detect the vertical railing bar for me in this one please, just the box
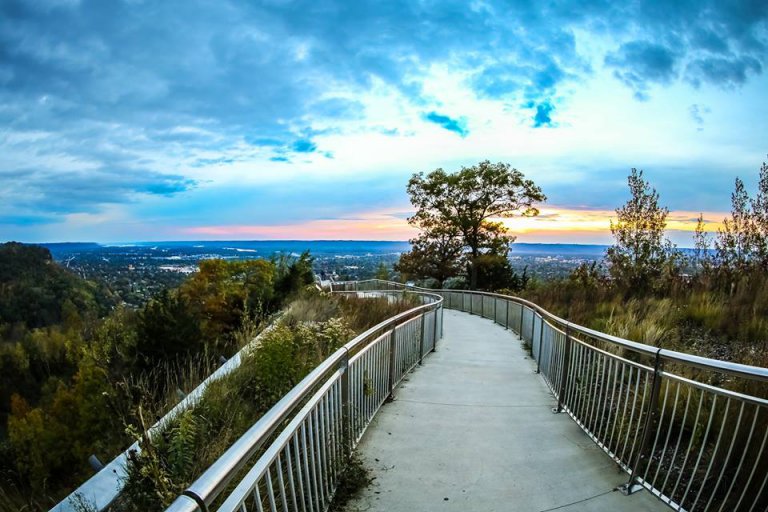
[554,324,571,413]
[660,386,693,496]
[380,336,387,407]
[265,467,278,512]
[587,351,603,432]
[679,395,719,508]
[670,392,705,501]
[626,371,650,471]
[608,363,627,455]
[747,455,768,512]
[613,363,632,457]
[276,453,289,512]
[361,355,369,436]
[572,342,586,421]
[293,435,307,512]
[620,366,641,463]
[313,407,326,506]
[301,421,318,512]
[332,381,342,472]
[719,406,760,512]
[652,381,680,486]
[572,341,587,422]
[434,305,440,349]
[548,328,557,390]
[542,327,553,385]
[603,358,620,448]
[320,394,331,498]
[601,357,619,442]
[594,356,612,440]
[530,308,536,350]
[556,330,563,391]
[314,401,327,503]
[564,340,579,410]
[284,443,299,512]
[595,357,614,446]
[333,382,342,482]
[643,378,670,482]
[306,411,321,508]
[253,480,265,512]
[691,397,732,511]
[535,315,543,372]
[340,352,351,459]
[733,414,768,511]
[580,346,595,429]
[387,329,396,400]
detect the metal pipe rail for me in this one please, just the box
[164,289,444,512]
[332,279,768,512]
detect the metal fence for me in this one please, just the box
[164,289,444,512]
[162,278,768,512]
[339,280,767,512]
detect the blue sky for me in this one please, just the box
[1,0,767,244]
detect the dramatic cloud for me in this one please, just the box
[0,0,766,241]
[532,102,556,128]
[605,42,679,101]
[422,112,468,137]
[686,56,762,88]
[292,139,318,153]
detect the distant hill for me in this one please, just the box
[509,243,608,258]
[0,242,111,329]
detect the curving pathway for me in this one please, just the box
[345,310,665,512]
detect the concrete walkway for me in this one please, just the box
[345,310,665,512]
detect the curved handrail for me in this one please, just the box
[336,279,768,382]
[52,313,287,512]
[333,280,768,512]
[166,289,444,512]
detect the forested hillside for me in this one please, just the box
[0,244,315,510]
[0,242,115,330]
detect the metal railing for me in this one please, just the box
[54,315,286,512]
[164,289,444,512]
[332,280,768,512]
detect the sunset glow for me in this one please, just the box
[1,1,766,244]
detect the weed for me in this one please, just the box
[329,455,373,512]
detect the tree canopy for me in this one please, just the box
[606,168,674,293]
[401,160,545,288]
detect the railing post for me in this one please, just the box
[433,305,440,349]
[530,307,536,341]
[340,351,352,459]
[536,314,543,374]
[387,329,397,401]
[518,304,524,337]
[621,349,664,495]
[553,324,572,413]
[504,300,509,329]
[418,313,427,364]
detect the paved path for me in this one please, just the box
[345,310,665,512]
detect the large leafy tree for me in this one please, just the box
[404,160,545,288]
[606,168,674,292]
[395,224,464,285]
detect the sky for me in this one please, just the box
[1,0,767,245]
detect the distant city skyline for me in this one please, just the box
[1,1,766,244]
